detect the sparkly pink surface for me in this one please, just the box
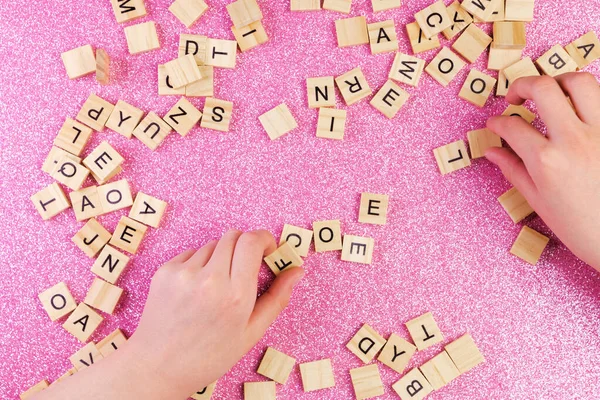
[1,0,600,398]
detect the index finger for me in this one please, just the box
[231,230,277,287]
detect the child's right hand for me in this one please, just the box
[486,73,600,271]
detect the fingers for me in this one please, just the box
[486,116,547,166]
[185,240,218,271]
[243,267,304,350]
[203,229,243,277]
[165,249,196,266]
[230,230,278,290]
[485,147,539,203]
[554,72,600,125]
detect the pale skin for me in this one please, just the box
[34,73,600,399]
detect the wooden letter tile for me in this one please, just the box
[129,192,167,228]
[264,241,304,275]
[109,0,147,23]
[291,0,321,11]
[70,186,103,221]
[97,179,133,214]
[178,33,208,64]
[536,44,578,77]
[54,118,92,156]
[312,220,342,252]
[110,216,148,254]
[488,47,522,70]
[124,21,160,54]
[38,282,77,321]
[406,22,440,54]
[467,128,502,158]
[504,0,534,21]
[205,38,237,69]
[186,66,214,97]
[493,21,526,49]
[461,0,501,21]
[419,351,460,390]
[405,312,443,350]
[503,57,541,82]
[163,54,203,89]
[444,333,485,374]
[259,103,298,140]
[392,368,433,400]
[316,108,347,140]
[565,31,600,69]
[307,76,335,108]
[61,45,96,79]
[164,97,202,136]
[452,24,492,63]
[280,224,313,257]
[76,94,115,131]
[370,80,409,119]
[350,364,384,400]
[372,0,400,12]
[377,333,416,373]
[510,226,549,265]
[299,359,335,392]
[31,182,70,220]
[91,245,130,284]
[84,277,124,314]
[169,0,208,28]
[232,20,268,52]
[497,70,510,96]
[335,67,372,105]
[50,155,90,190]
[442,1,473,40]
[201,98,233,132]
[341,235,375,264]
[433,139,471,175]
[105,100,144,138]
[83,141,124,183]
[42,146,81,175]
[63,302,104,342]
[191,382,217,399]
[72,218,111,257]
[96,48,110,85]
[323,0,352,13]
[244,381,275,400]
[20,380,50,399]
[459,69,497,107]
[257,347,296,384]
[97,328,128,357]
[227,0,263,29]
[389,52,425,87]
[368,20,398,54]
[346,323,386,363]
[502,104,535,123]
[69,342,104,371]
[335,16,369,47]
[158,64,186,96]
[359,192,389,225]
[425,47,466,87]
[132,111,173,150]
[498,186,534,223]
[473,0,505,22]
[414,0,452,39]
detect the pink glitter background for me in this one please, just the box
[1,0,600,398]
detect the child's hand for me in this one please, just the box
[486,73,600,271]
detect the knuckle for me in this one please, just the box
[531,76,558,96]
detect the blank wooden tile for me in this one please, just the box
[110,216,148,254]
[291,0,321,11]
[452,24,492,63]
[280,224,313,257]
[459,69,497,107]
[346,324,386,363]
[205,38,237,69]
[201,98,233,132]
[419,351,460,390]
[84,277,124,314]
[124,21,160,54]
[323,0,351,13]
[502,104,535,123]
[264,241,304,275]
[488,47,522,70]
[191,382,217,399]
[433,140,471,175]
[372,0,400,12]
[442,1,473,40]
[31,182,70,220]
[42,146,81,175]
[565,31,600,69]
[307,76,335,108]
[335,67,372,105]
[132,111,173,150]
[312,220,342,252]
[461,0,501,21]
[335,16,368,47]
[259,103,298,140]
[63,302,104,342]
[76,94,114,131]
[536,44,578,77]
[54,118,92,156]
[109,0,147,23]
[504,0,534,21]
[70,186,104,221]
[368,20,398,54]
[83,141,124,183]
[97,328,128,357]
[178,34,208,64]
[163,54,203,89]
[91,245,130,284]
[316,108,347,140]
[350,364,384,400]
[258,347,296,384]
[392,368,433,400]
[164,97,202,136]
[445,333,485,374]
[498,186,534,223]
[425,47,466,87]
[370,80,409,119]
[414,0,452,39]
[227,0,263,28]
[105,100,144,138]
[38,282,77,321]
[405,312,443,350]
[61,44,96,79]
[493,21,526,49]
[503,57,540,82]
[97,179,133,214]
[496,70,510,96]
[377,333,416,374]
[169,0,208,28]
[467,128,502,158]
[72,218,111,257]
[50,155,90,190]
[232,20,268,52]
[510,226,549,265]
[341,235,375,264]
[95,48,110,85]
[299,359,335,392]
[186,66,214,97]
[20,380,49,399]
[129,192,167,228]
[359,192,389,225]
[389,52,425,87]
[69,342,104,371]
[406,22,441,54]
[244,381,275,400]
[158,64,186,96]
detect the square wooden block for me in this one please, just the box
[186,66,214,97]
[205,38,237,69]
[419,351,460,390]
[392,368,433,400]
[503,57,540,82]
[406,22,440,54]
[488,47,522,70]
[69,342,104,371]
[54,118,92,156]
[502,104,535,123]
[425,47,466,87]
[370,80,409,119]
[372,0,400,12]
[110,216,148,254]
[76,94,114,131]
[191,381,216,399]
[316,108,347,140]
[459,69,497,107]
[105,100,144,138]
[163,54,203,89]
[70,186,103,221]
[72,218,111,257]
[61,44,96,79]
[38,282,77,321]
[405,312,443,350]
[97,328,128,357]
[227,0,263,29]
[346,323,386,363]
[350,364,384,400]
[359,192,389,225]
[368,20,398,54]
[291,0,321,11]
[473,0,504,22]
[433,140,471,175]
[335,16,368,47]
[20,380,49,399]
[377,333,416,374]
[536,44,578,77]
[498,186,534,223]
[91,245,130,284]
[312,220,342,252]
[299,359,335,392]
[63,302,104,342]
[244,381,275,400]
[442,1,473,40]
[83,141,124,183]
[280,224,313,257]
[505,0,534,21]
[510,226,549,265]
[124,21,160,54]
[461,0,501,21]
[232,20,268,52]
[493,21,526,49]
[129,192,167,228]
[84,277,124,314]
[109,0,147,23]
[164,97,202,136]
[257,347,296,384]
[389,52,425,87]
[158,64,186,96]
[445,333,485,374]
[201,98,233,132]
[169,0,208,28]
[341,235,375,264]
[323,0,351,13]
[50,156,90,191]
[259,103,298,140]
[414,0,452,39]
[336,67,372,105]
[132,111,173,150]
[96,48,110,85]
[42,146,81,175]
[565,31,600,69]
[497,70,510,96]
[178,33,207,64]
[264,241,304,275]
[97,179,133,214]
[307,76,335,108]
[468,128,502,158]
[452,24,492,63]
[31,182,70,220]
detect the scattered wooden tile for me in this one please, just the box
[370,80,409,119]
[69,342,104,371]
[164,97,202,136]
[445,333,485,374]
[124,21,160,54]
[83,141,124,183]
[502,104,535,123]
[389,52,425,87]
[350,364,384,400]
[565,31,600,69]
[97,328,128,357]
[459,69,497,107]
[264,241,304,275]
[72,218,111,257]
[368,20,398,54]
[178,34,208,65]
[442,1,473,40]
[42,146,81,175]
[461,0,501,21]
[299,359,335,392]
[158,64,186,96]
[467,128,502,159]
[504,0,534,21]
[323,0,352,13]
[169,0,208,28]
[316,108,347,140]
[488,47,522,70]
[205,38,238,68]
[91,245,130,284]
[191,382,217,400]
[503,57,540,83]
[50,155,89,191]
[20,380,49,399]
[510,226,549,265]
[493,21,526,49]
[54,118,92,157]
[359,192,389,225]
[419,351,460,390]
[109,0,147,23]
[259,103,298,140]
[406,22,441,54]
[312,220,343,252]
[452,24,492,63]
[92,165,122,186]
[38,282,77,321]
[280,224,313,257]
[536,44,578,77]
[405,312,443,350]
[232,20,268,52]
[105,100,144,138]
[335,67,372,105]
[163,54,203,89]
[110,216,148,254]
[392,368,433,400]
[63,302,104,342]
[132,111,173,150]
[372,0,400,12]
[31,182,70,220]
[335,16,369,47]
[414,0,452,39]
[185,66,214,97]
[377,333,417,373]
[76,94,115,131]
[346,323,386,363]
[425,47,466,87]
[473,0,505,22]
[61,45,96,79]
[307,76,336,108]
[244,381,275,400]
[97,179,133,214]
[201,98,233,132]
[129,192,167,228]
[257,347,296,384]
[84,277,124,314]
[70,186,104,221]
[496,70,510,96]
[291,0,321,11]
[498,186,534,223]
[341,235,375,264]
[95,48,110,85]
[227,0,263,29]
